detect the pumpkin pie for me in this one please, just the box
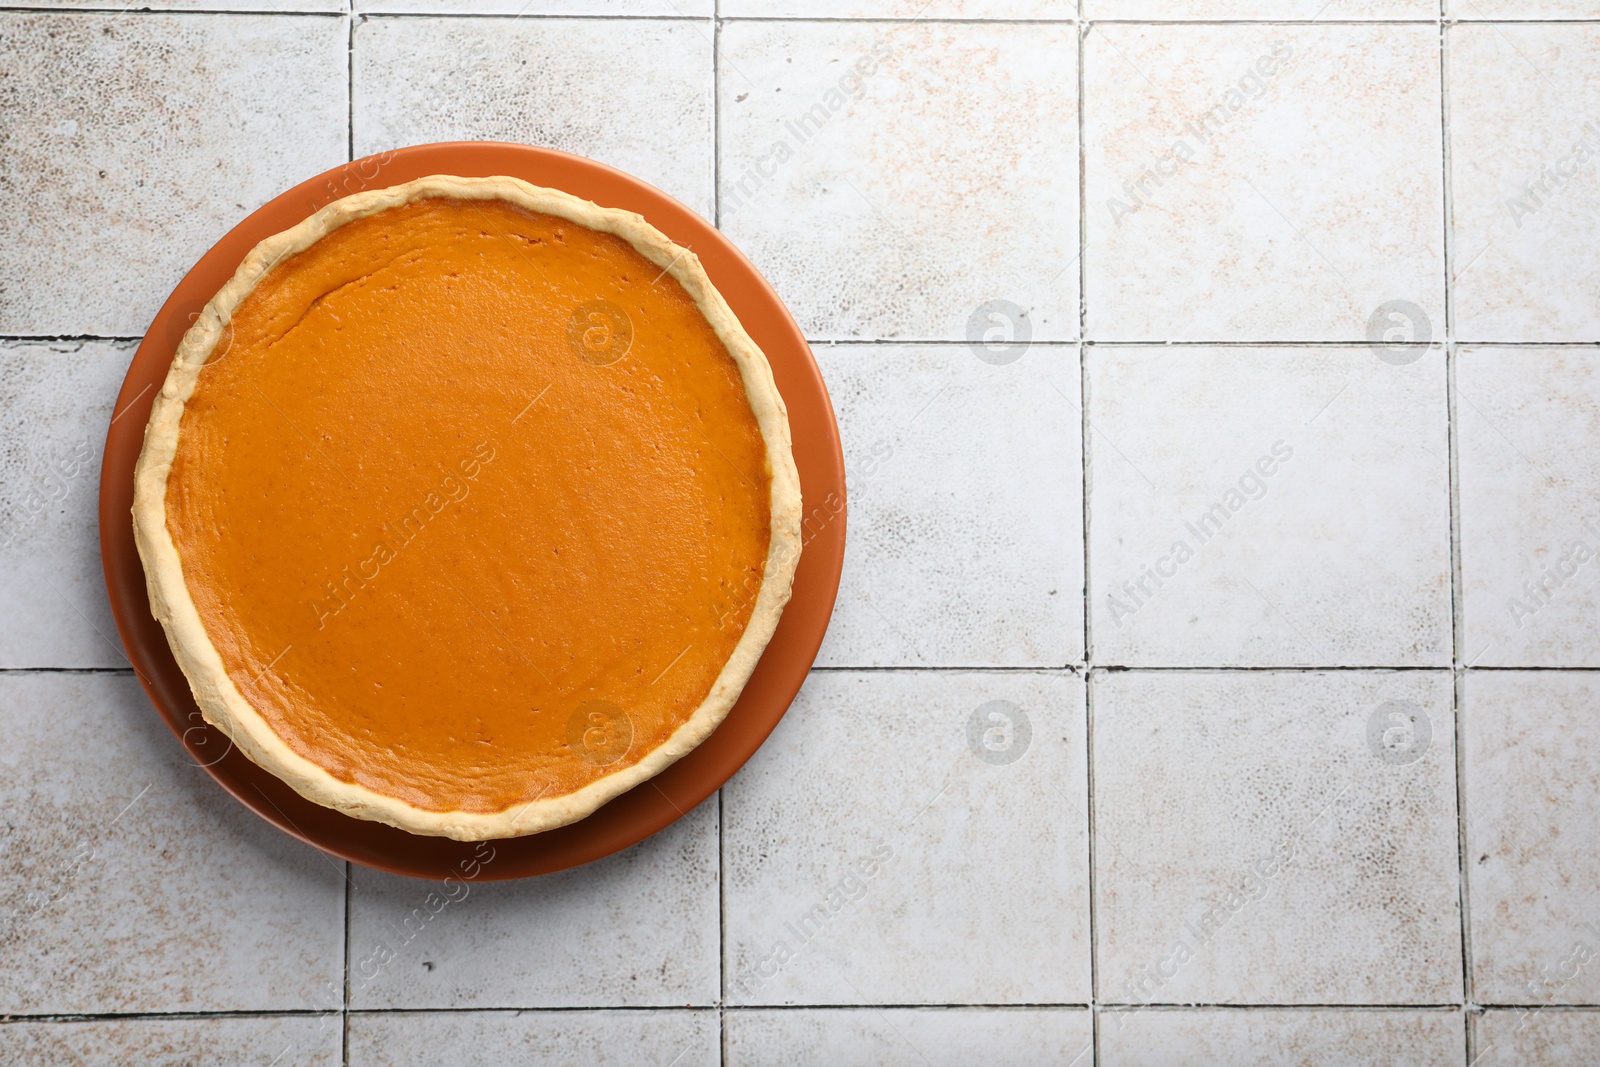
[133,175,802,841]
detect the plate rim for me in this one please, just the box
[97,140,845,880]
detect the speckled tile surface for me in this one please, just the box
[0,1015,343,1066]
[1473,1008,1600,1066]
[815,344,1083,667]
[357,1,713,12]
[0,342,130,667]
[345,801,720,1010]
[1458,347,1600,667]
[719,18,1079,341]
[723,1007,1094,1066]
[345,1009,719,1066]
[1085,345,1451,667]
[1448,0,1600,19]
[1448,22,1600,341]
[1087,0,1434,16]
[0,674,345,1014]
[4,1,1600,1062]
[352,14,717,219]
[1093,670,1462,1005]
[1462,672,1600,1007]
[723,671,1090,1005]
[27,0,343,9]
[1083,21,1444,341]
[0,11,347,336]
[1099,1008,1463,1066]
[723,0,1067,15]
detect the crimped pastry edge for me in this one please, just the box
[131,174,803,841]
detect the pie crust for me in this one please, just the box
[132,175,802,841]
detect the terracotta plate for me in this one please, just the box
[98,142,845,880]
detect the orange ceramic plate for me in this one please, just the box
[99,142,845,880]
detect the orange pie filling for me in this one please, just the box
[164,197,774,815]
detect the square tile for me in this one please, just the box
[346,1009,718,1067]
[0,673,345,1013]
[37,0,345,6]
[1475,1009,1600,1067]
[1449,24,1600,341]
[358,1,710,11]
[723,671,1091,1006]
[21,0,343,8]
[0,12,347,336]
[724,1007,1093,1067]
[1449,0,1600,18]
[1093,670,1462,1004]
[724,0,1064,14]
[0,1015,341,1067]
[1458,348,1600,667]
[1086,346,1451,668]
[1099,1008,1462,1066]
[1087,0,1436,15]
[1463,671,1600,1005]
[346,799,718,1009]
[719,20,1078,341]
[1084,23,1444,341]
[0,342,130,668]
[815,345,1083,668]
[352,15,715,219]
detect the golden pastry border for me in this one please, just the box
[132,174,803,841]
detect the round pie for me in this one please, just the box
[133,175,802,841]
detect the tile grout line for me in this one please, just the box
[1438,8,1478,1063]
[342,863,352,1067]
[343,6,354,1064]
[712,0,722,235]
[5,7,1600,25]
[0,667,137,674]
[17,8,1600,23]
[1076,5,1100,1064]
[712,6,727,1065]
[9,1002,1592,1022]
[0,5,346,15]
[1455,668,1476,1064]
[718,789,728,1065]
[346,0,356,165]
[8,335,1599,348]
[0,335,143,343]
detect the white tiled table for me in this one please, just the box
[3,2,1600,1064]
